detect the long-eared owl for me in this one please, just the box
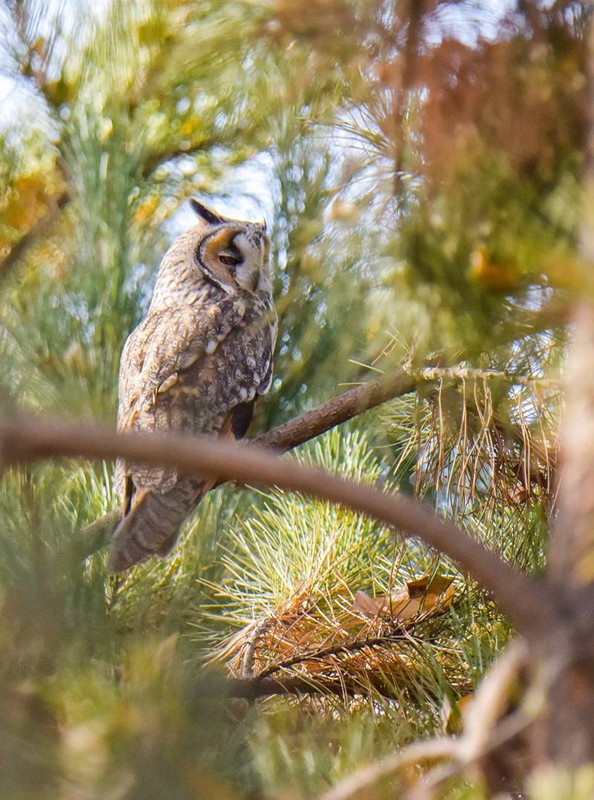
[110,200,277,572]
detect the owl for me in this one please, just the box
[110,200,277,572]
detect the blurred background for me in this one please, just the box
[0,1,586,797]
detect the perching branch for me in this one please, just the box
[0,411,552,633]
[254,367,416,451]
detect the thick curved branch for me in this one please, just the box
[0,412,552,633]
[81,368,418,555]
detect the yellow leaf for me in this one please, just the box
[134,196,159,224]
[469,245,519,291]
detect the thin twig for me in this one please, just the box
[240,619,271,679]
[0,411,553,632]
[141,138,219,178]
[417,366,561,388]
[255,633,410,680]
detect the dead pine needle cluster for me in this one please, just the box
[216,573,459,700]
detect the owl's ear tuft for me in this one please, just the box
[190,199,225,226]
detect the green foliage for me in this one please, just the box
[250,702,418,798]
[209,430,395,619]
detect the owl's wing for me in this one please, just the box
[118,298,247,432]
[110,293,276,572]
[116,296,248,494]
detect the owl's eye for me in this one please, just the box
[219,246,242,268]
[220,254,241,267]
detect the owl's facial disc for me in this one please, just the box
[196,225,268,294]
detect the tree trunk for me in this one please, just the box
[480,11,594,788]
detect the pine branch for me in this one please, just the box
[254,368,417,450]
[254,633,410,680]
[141,138,219,179]
[0,411,552,633]
[226,673,377,698]
[417,365,561,387]
[313,641,531,800]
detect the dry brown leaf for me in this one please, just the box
[350,574,455,624]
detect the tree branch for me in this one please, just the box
[141,138,218,179]
[80,368,418,556]
[550,16,594,587]
[226,673,376,699]
[255,633,409,681]
[0,411,552,633]
[254,368,416,451]
[313,641,531,800]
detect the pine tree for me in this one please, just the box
[0,1,590,798]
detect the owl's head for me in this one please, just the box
[190,199,270,295]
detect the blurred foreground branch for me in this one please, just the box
[0,410,551,633]
[82,367,418,555]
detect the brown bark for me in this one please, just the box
[253,368,416,451]
[551,302,594,584]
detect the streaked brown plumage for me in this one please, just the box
[110,200,277,572]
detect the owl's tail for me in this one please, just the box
[108,478,206,573]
